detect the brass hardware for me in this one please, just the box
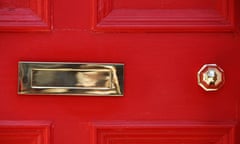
[197,64,224,91]
[18,62,124,96]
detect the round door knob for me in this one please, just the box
[197,64,225,91]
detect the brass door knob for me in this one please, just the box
[197,64,225,91]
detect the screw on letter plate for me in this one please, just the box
[197,64,225,91]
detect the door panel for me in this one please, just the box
[0,121,52,144]
[93,0,235,32]
[0,0,240,144]
[92,122,236,144]
[0,0,51,31]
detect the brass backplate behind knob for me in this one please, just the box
[197,64,225,91]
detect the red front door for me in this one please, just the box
[0,0,240,144]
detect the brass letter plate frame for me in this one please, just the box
[18,62,124,96]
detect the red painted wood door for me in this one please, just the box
[0,0,240,144]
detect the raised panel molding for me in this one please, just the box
[0,121,52,144]
[91,122,236,144]
[0,0,52,31]
[92,0,235,32]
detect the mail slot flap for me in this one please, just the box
[18,62,124,96]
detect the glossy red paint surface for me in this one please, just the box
[0,0,240,144]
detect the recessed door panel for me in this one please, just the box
[92,122,236,144]
[0,0,52,31]
[93,0,234,32]
[0,121,52,144]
